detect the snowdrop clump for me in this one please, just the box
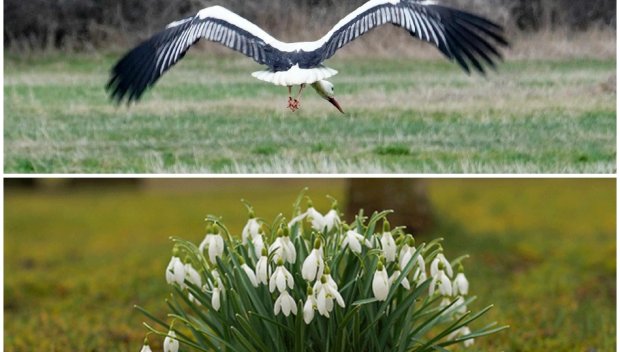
[139,193,505,351]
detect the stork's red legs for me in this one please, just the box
[286,84,306,112]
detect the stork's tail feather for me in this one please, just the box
[252,65,338,86]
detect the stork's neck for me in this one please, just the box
[311,81,328,99]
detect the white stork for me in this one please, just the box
[107,0,507,113]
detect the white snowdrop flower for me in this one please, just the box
[305,207,340,232]
[274,290,297,317]
[430,269,453,296]
[306,207,327,231]
[380,232,397,263]
[140,344,153,352]
[199,230,225,264]
[184,263,202,287]
[372,263,390,301]
[302,240,324,281]
[242,217,261,245]
[430,253,453,278]
[255,251,269,285]
[241,263,259,287]
[251,234,265,258]
[269,263,294,293]
[453,272,469,296]
[212,285,222,311]
[313,274,345,317]
[303,296,316,324]
[166,256,186,286]
[163,330,179,352]
[448,326,474,347]
[315,286,333,317]
[269,229,296,264]
[303,288,316,324]
[341,230,368,253]
[323,209,340,231]
[411,254,427,283]
[389,268,411,290]
[323,273,345,308]
[398,236,417,269]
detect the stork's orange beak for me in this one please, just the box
[328,97,344,114]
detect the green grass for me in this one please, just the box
[4,54,616,173]
[4,179,615,351]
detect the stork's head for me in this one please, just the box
[311,80,344,114]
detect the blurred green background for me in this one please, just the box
[4,179,615,351]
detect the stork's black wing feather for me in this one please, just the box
[315,0,508,74]
[106,8,275,104]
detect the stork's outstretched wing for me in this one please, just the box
[311,0,508,73]
[107,6,283,103]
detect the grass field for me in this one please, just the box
[4,179,615,351]
[4,53,616,173]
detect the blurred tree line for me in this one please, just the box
[4,0,616,51]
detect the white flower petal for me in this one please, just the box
[372,268,390,301]
[302,249,324,281]
[325,297,334,312]
[283,237,297,263]
[252,234,264,258]
[285,270,294,290]
[274,295,282,315]
[316,288,329,316]
[242,264,258,287]
[276,270,287,293]
[399,245,415,269]
[288,294,298,315]
[172,258,186,286]
[212,287,221,311]
[256,256,269,285]
[185,263,202,287]
[439,271,453,296]
[269,270,277,293]
[332,289,345,308]
[303,297,315,324]
[166,257,179,284]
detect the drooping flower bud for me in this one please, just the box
[372,261,390,301]
[302,239,324,281]
[163,330,179,352]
